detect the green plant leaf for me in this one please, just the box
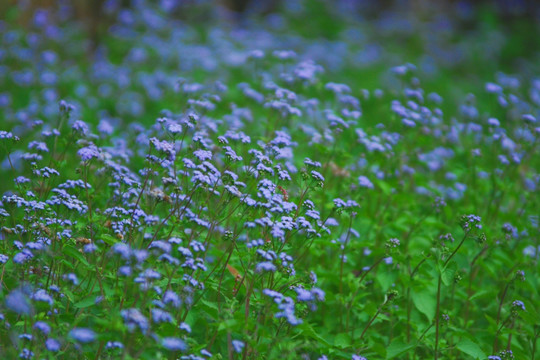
[101,234,118,246]
[296,322,331,347]
[63,244,90,267]
[386,340,415,359]
[412,289,435,321]
[74,295,98,308]
[441,261,457,286]
[334,332,351,349]
[456,338,486,359]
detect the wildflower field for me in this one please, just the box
[0,1,539,359]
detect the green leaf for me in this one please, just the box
[101,234,118,246]
[411,289,435,321]
[199,299,219,319]
[297,322,331,347]
[386,340,415,359]
[469,290,490,301]
[456,338,486,359]
[440,261,457,286]
[334,333,351,349]
[522,300,540,326]
[63,245,90,267]
[217,319,237,332]
[74,295,98,308]
[375,179,392,195]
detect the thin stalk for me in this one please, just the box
[434,274,442,360]
[358,306,382,343]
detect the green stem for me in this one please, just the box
[434,275,442,360]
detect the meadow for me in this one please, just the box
[0,1,539,359]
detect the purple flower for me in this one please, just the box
[0,131,18,141]
[150,137,176,161]
[232,340,245,353]
[45,338,61,352]
[32,289,54,306]
[69,328,96,343]
[179,322,191,333]
[256,261,277,273]
[162,337,187,351]
[163,290,182,308]
[310,171,325,182]
[151,308,173,323]
[358,175,374,189]
[352,355,367,360]
[5,289,32,315]
[106,341,124,349]
[72,120,90,136]
[121,308,149,334]
[77,144,100,161]
[512,300,526,311]
[19,348,34,359]
[386,238,400,249]
[33,321,51,335]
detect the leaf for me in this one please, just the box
[63,245,90,267]
[386,340,415,359]
[375,179,392,195]
[74,295,98,309]
[522,300,540,326]
[440,261,457,286]
[199,299,219,318]
[101,234,118,246]
[456,339,486,359]
[411,289,435,321]
[376,270,395,291]
[469,290,490,301]
[217,318,237,331]
[334,333,351,349]
[297,322,331,347]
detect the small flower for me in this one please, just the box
[512,300,526,312]
[232,340,245,353]
[358,175,374,189]
[162,337,187,351]
[106,341,124,350]
[304,158,321,168]
[310,170,325,182]
[5,289,32,315]
[72,120,90,136]
[33,321,51,335]
[69,328,96,343]
[352,355,367,360]
[442,314,450,323]
[433,197,446,212]
[179,322,191,333]
[59,100,75,115]
[460,214,482,232]
[256,261,277,273]
[0,131,19,141]
[45,338,61,352]
[77,144,100,161]
[386,238,400,250]
[19,348,34,359]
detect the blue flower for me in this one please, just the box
[162,337,187,351]
[5,289,32,315]
[232,340,245,353]
[69,328,96,343]
[45,338,61,352]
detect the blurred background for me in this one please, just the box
[2,0,540,56]
[1,0,540,131]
